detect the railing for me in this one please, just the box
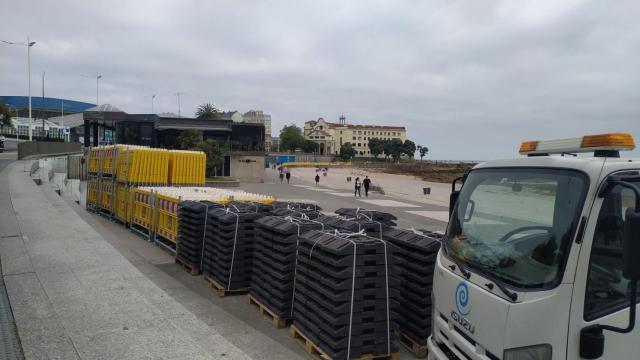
[0,126,66,141]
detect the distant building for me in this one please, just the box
[243,110,271,151]
[218,111,244,123]
[270,137,280,152]
[0,95,95,119]
[303,115,406,156]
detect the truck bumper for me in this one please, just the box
[427,336,446,360]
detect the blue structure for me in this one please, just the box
[0,95,95,118]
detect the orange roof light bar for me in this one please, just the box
[519,133,635,155]
[581,133,635,149]
[519,141,539,154]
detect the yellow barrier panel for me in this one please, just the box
[130,188,154,230]
[100,181,114,212]
[168,150,206,185]
[156,194,179,244]
[91,145,205,185]
[114,184,133,223]
[87,179,100,206]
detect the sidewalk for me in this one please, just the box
[0,161,252,360]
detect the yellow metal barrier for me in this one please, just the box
[114,184,133,223]
[116,147,170,185]
[131,188,154,230]
[100,181,115,212]
[155,194,179,244]
[87,179,100,206]
[88,148,100,174]
[168,150,206,185]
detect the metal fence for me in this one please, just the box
[1,126,66,141]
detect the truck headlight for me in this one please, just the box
[503,344,551,360]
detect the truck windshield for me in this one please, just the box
[445,168,587,289]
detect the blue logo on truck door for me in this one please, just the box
[455,281,471,316]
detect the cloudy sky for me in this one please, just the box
[1,0,639,159]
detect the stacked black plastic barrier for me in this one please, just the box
[176,201,224,271]
[251,216,325,319]
[316,214,391,239]
[335,208,398,227]
[383,229,442,345]
[292,230,400,359]
[274,202,322,212]
[227,201,275,214]
[272,208,321,220]
[202,208,264,290]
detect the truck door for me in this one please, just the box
[568,176,640,359]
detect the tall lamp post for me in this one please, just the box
[96,73,102,105]
[1,37,36,140]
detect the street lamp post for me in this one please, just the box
[96,74,102,105]
[2,37,37,141]
[151,94,156,113]
[27,37,35,141]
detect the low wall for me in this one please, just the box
[229,154,265,183]
[18,142,82,160]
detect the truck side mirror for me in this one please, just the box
[623,207,640,280]
[449,175,466,216]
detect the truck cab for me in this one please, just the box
[427,133,640,360]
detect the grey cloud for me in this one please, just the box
[1,0,639,159]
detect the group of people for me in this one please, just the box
[336,175,372,196]
[277,165,291,184]
[275,164,372,198]
[354,176,372,197]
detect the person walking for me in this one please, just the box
[279,169,285,183]
[363,176,371,197]
[286,171,291,184]
[315,174,320,187]
[354,177,362,197]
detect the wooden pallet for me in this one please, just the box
[203,274,249,298]
[247,294,288,329]
[397,331,428,358]
[175,257,201,276]
[290,324,399,360]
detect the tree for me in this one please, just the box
[177,129,202,149]
[368,138,384,158]
[340,142,357,160]
[403,139,417,159]
[417,145,429,161]
[195,103,220,120]
[302,140,317,154]
[279,124,305,152]
[382,140,393,160]
[0,102,12,127]
[194,139,225,177]
[387,139,404,162]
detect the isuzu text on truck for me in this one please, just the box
[427,133,640,360]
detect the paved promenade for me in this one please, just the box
[0,161,252,360]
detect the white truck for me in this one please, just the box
[427,133,640,360]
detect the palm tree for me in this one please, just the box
[195,103,220,120]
